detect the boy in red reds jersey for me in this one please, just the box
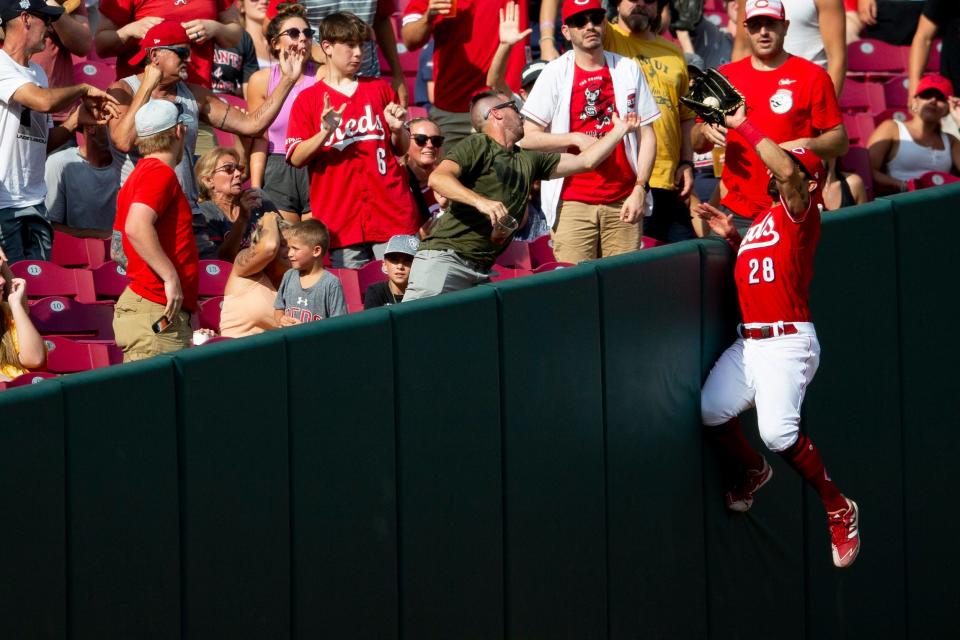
[285,11,419,269]
[692,0,848,233]
[112,100,199,362]
[401,0,528,151]
[695,103,860,569]
[94,0,243,89]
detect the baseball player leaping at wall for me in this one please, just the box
[695,104,860,569]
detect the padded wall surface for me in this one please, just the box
[495,268,607,640]
[891,186,960,638]
[284,313,399,639]
[174,334,291,639]
[805,201,905,638]
[0,382,65,639]
[598,245,707,640]
[392,289,504,639]
[62,357,181,639]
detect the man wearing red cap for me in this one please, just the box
[106,21,305,218]
[520,0,660,264]
[693,0,848,233]
[93,0,242,89]
[696,103,861,570]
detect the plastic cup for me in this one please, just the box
[192,330,211,346]
[491,214,519,244]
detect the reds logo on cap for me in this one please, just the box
[745,0,786,21]
[562,0,604,24]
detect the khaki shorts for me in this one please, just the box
[113,288,192,362]
[551,199,641,264]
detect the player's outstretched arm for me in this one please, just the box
[549,113,640,179]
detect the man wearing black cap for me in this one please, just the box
[0,0,119,262]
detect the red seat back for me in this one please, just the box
[198,260,233,298]
[840,80,886,113]
[326,268,363,313]
[357,260,388,297]
[847,39,906,78]
[91,262,131,300]
[72,60,114,91]
[30,296,115,341]
[197,296,224,332]
[533,262,574,273]
[883,75,910,109]
[907,171,960,191]
[495,240,533,270]
[51,231,107,268]
[838,147,874,200]
[2,371,58,389]
[43,336,114,373]
[10,261,96,303]
[528,235,556,267]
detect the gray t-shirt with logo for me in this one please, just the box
[273,268,347,322]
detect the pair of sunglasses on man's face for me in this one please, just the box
[411,133,445,147]
[566,10,606,29]
[157,46,191,61]
[279,27,316,40]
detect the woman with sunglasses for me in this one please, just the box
[247,2,320,223]
[194,146,281,261]
[402,117,449,236]
[867,74,960,194]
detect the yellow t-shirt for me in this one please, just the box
[1,303,29,382]
[603,24,694,190]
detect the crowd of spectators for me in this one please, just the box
[1,0,958,379]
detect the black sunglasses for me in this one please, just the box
[279,27,315,40]
[485,100,520,119]
[566,10,606,28]
[214,162,246,175]
[411,133,445,147]
[156,46,191,61]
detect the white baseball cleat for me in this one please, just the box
[829,497,860,568]
[725,457,773,512]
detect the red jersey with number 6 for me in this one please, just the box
[734,193,821,324]
[285,77,419,249]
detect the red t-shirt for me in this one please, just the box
[718,56,841,219]
[402,0,527,113]
[98,0,231,87]
[114,158,200,311]
[561,65,636,204]
[734,193,822,324]
[285,78,420,248]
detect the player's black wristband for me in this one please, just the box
[677,160,694,170]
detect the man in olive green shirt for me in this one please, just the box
[403,90,640,302]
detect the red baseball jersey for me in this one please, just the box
[401,0,527,112]
[734,193,822,324]
[114,158,199,312]
[719,55,841,219]
[561,64,635,204]
[99,0,232,88]
[285,78,420,248]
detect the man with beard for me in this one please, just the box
[402,90,641,301]
[112,99,198,361]
[603,0,698,243]
[692,0,847,233]
[520,0,659,264]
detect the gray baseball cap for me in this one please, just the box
[134,99,187,137]
[384,234,420,257]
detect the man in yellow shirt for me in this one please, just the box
[603,0,697,242]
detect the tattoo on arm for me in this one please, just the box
[110,230,128,269]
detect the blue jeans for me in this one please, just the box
[0,203,53,263]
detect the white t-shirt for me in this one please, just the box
[0,50,52,209]
[782,0,827,69]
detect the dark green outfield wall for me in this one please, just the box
[2,185,957,639]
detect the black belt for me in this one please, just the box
[739,323,799,339]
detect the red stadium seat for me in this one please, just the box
[197,296,224,332]
[839,147,874,201]
[0,371,58,390]
[327,268,364,313]
[198,260,232,298]
[357,260,388,297]
[839,80,885,114]
[533,261,574,273]
[883,75,910,109]
[847,39,906,79]
[495,240,533,270]
[30,296,115,342]
[490,267,533,282]
[51,232,108,269]
[91,262,131,301]
[641,235,664,249]
[72,60,114,91]
[907,171,960,191]
[528,235,556,267]
[872,108,910,126]
[11,261,96,303]
[43,336,115,373]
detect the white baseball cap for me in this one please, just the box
[744,0,785,21]
[134,99,187,137]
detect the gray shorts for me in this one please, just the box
[262,153,312,217]
[329,242,387,269]
[402,249,491,302]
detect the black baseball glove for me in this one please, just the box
[680,68,745,127]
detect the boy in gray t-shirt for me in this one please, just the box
[274,220,347,324]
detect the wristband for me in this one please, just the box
[677,159,694,170]
[218,105,230,129]
[540,20,556,30]
[734,119,766,148]
[540,35,556,42]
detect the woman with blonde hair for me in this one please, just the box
[247,2,321,222]
[194,146,280,261]
[0,250,46,382]
[219,212,291,338]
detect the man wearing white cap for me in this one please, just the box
[692,0,848,233]
[112,99,198,361]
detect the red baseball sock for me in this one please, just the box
[778,433,847,512]
[707,418,764,472]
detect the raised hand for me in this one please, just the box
[949,96,960,125]
[426,0,453,18]
[279,44,307,81]
[499,1,532,45]
[118,15,163,41]
[613,111,640,134]
[320,92,346,131]
[142,60,164,90]
[6,278,27,307]
[81,85,121,121]
[181,18,218,45]
[239,189,262,217]
[694,202,735,239]
[383,101,407,132]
